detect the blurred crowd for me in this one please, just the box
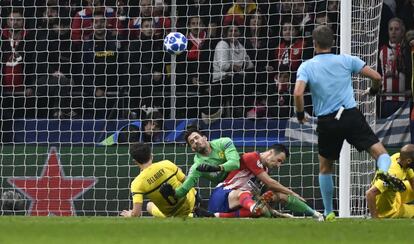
[0,0,413,127]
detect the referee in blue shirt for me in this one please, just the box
[294,25,398,220]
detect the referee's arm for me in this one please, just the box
[294,80,307,123]
[359,65,382,95]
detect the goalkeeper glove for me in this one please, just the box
[196,163,222,172]
[159,183,175,199]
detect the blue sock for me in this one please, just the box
[377,153,391,172]
[319,174,334,216]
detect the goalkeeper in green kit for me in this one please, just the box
[160,127,240,199]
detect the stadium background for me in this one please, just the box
[0,0,412,218]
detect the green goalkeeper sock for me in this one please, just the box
[285,195,315,216]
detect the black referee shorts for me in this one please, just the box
[317,108,379,160]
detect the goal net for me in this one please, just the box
[0,0,381,216]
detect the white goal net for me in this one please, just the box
[0,0,382,217]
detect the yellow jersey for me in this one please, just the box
[373,153,414,217]
[130,160,196,217]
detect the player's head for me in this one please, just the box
[129,142,152,165]
[261,144,289,169]
[184,127,210,154]
[312,25,334,50]
[399,144,414,169]
[142,110,163,142]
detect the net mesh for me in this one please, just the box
[0,0,381,216]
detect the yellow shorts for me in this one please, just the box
[147,188,196,218]
[378,181,414,218]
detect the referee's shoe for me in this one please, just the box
[375,171,406,192]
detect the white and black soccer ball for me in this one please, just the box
[163,32,188,55]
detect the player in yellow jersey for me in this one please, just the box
[366,144,414,218]
[120,143,196,217]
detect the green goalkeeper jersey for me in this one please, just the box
[175,137,240,198]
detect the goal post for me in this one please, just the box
[339,0,352,219]
[340,0,383,217]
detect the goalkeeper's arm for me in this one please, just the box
[366,185,380,218]
[175,166,202,198]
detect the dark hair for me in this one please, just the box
[184,127,205,146]
[269,144,289,158]
[222,22,244,42]
[142,110,163,129]
[9,7,23,16]
[129,142,151,164]
[312,25,334,49]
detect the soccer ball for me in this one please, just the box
[163,32,188,55]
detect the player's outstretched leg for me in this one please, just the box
[276,193,324,221]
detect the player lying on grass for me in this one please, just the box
[159,127,241,200]
[120,142,196,218]
[366,144,414,218]
[201,144,323,220]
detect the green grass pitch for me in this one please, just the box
[0,217,412,244]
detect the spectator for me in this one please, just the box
[128,0,170,40]
[1,8,35,95]
[196,19,221,121]
[266,65,294,119]
[223,0,257,26]
[177,16,207,92]
[177,0,222,31]
[80,9,126,118]
[274,19,306,72]
[245,12,271,93]
[35,15,75,119]
[128,0,152,40]
[175,16,207,118]
[378,18,410,118]
[128,17,165,116]
[71,0,120,43]
[207,23,254,120]
[0,7,36,141]
[244,12,272,118]
[152,0,171,39]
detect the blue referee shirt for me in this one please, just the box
[296,53,365,116]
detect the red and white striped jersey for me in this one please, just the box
[218,152,266,191]
[379,42,407,101]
